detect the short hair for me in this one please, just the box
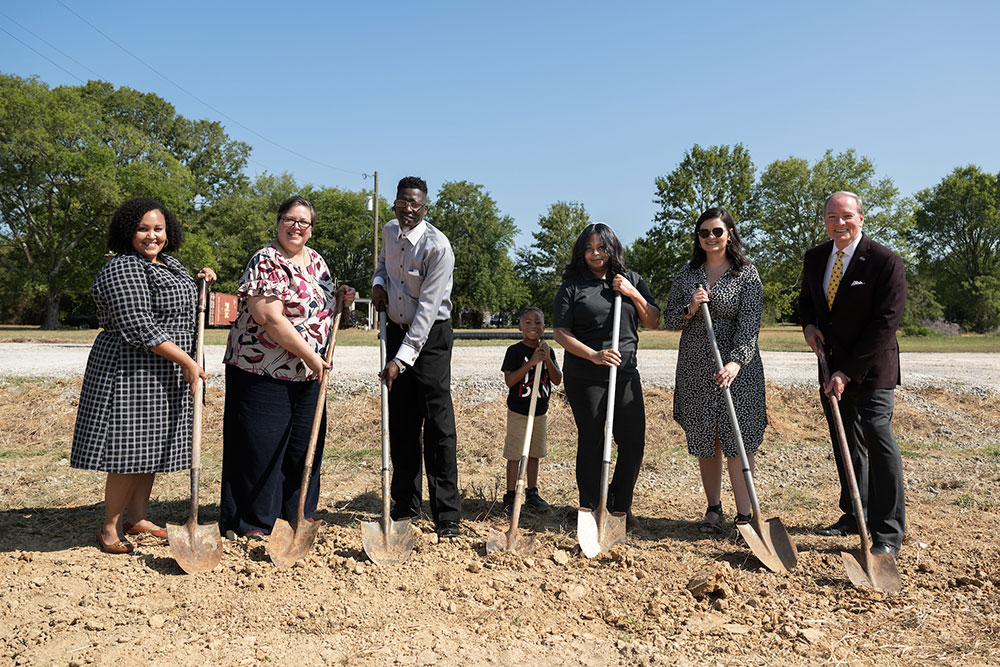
[823,191,865,216]
[519,306,544,320]
[107,197,183,255]
[690,207,750,274]
[562,223,627,281]
[396,176,428,197]
[276,195,316,224]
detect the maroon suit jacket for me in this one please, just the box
[798,234,907,390]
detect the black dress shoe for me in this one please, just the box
[870,542,899,558]
[815,516,858,536]
[436,520,461,539]
[390,508,416,521]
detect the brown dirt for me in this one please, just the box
[1,378,999,666]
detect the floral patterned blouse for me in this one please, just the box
[224,242,335,381]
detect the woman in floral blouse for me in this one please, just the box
[221,195,355,538]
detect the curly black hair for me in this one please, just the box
[562,223,627,281]
[396,176,428,197]
[689,207,750,275]
[107,197,183,255]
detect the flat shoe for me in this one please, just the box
[97,532,134,554]
[124,521,168,540]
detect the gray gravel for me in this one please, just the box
[2,343,998,396]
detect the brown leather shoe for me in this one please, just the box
[97,532,134,554]
[124,521,168,540]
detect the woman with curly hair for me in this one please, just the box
[71,197,217,554]
[220,195,355,538]
[553,223,660,527]
[664,207,767,536]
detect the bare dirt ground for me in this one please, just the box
[1,345,999,666]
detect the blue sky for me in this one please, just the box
[3,1,999,248]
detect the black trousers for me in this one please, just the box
[220,365,325,535]
[386,319,461,524]
[820,386,905,548]
[564,374,646,513]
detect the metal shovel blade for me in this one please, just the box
[361,518,414,567]
[841,549,902,594]
[486,527,537,555]
[166,520,223,574]
[267,517,324,569]
[736,517,798,573]
[577,508,627,559]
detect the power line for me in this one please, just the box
[53,0,364,178]
[0,9,103,80]
[0,23,85,84]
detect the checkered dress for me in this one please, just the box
[71,252,196,474]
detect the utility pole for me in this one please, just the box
[373,171,379,273]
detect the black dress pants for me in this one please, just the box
[386,319,461,524]
[820,386,905,548]
[565,374,646,513]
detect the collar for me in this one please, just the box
[830,232,863,262]
[396,219,428,245]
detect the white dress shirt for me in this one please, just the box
[823,232,864,296]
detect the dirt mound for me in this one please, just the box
[1,378,999,665]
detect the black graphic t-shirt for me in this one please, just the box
[501,342,559,416]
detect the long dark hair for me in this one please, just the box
[690,207,749,274]
[562,223,627,281]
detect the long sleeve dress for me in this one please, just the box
[664,262,767,458]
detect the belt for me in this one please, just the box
[389,318,449,332]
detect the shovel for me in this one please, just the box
[361,310,415,566]
[700,296,797,573]
[267,293,344,569]
[817,350,901,594]
[167,279,223,574]
[577,293,627,558]
[486,360,543,555]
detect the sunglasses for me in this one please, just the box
[697,227,726,239]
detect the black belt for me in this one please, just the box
[389,318,449,332]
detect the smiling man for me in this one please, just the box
[371,177,461,538]
[799,191,908,558]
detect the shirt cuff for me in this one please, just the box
[372,277,386,288]
[395,343,419,366]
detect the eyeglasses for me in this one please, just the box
[280,216,313,230]
[393,199,426,211]
[697,227,726,239]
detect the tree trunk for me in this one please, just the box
[42,291,61,330]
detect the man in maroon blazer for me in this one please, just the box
[799,191,907,558]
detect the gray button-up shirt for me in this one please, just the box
[372,219,454,365]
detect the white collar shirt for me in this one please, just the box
[823,232,863,295]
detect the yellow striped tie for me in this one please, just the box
[827,250,845,309]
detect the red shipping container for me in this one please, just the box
[208,292,239,327]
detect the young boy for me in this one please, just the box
[500,306,563,517]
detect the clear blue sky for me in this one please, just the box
[3,1,999,248]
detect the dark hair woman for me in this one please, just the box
[220,195,355,538]
[552,223,660,526]
[72,197,217,554]
[664,207,767,538]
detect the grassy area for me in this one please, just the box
[2,323,998,353]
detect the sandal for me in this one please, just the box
[699,503,724,534]
[733,512,753,546]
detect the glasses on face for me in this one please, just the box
[393,199,426,211]
[280,215,313,230]
[697,227,726,239]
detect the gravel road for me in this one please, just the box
[2,342,997,394]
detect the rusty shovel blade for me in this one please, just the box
[166,520,222,574]
[267,517,324,570]
[841,549,902,595]
[736,517,798,573]
[361,518,414,566]
[485,527,537,555]
[577,508,626,559]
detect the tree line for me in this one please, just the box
[2,74,999,332]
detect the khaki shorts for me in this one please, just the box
[503,410,548,460]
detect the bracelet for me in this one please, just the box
[392,358,407,374]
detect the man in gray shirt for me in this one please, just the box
[372,176,461,538]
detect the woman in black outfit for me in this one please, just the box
[553,224,660,525]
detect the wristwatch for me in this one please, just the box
[392,358,407,374]
[683,304,691,316]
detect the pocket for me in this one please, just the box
[407,269,422,277]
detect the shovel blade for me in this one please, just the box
[577,508,627,559]
[166,520,223,574]
[841,549,901,595]
[737,518,798,573]
[486,527,537,555]
[361,518,414,566]
[267,517,324,569]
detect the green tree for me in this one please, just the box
[911,165,1000,332]
[429,181,526,327]
[629,144,754,301]
[752,149,911,322]
[515,201,591,317]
